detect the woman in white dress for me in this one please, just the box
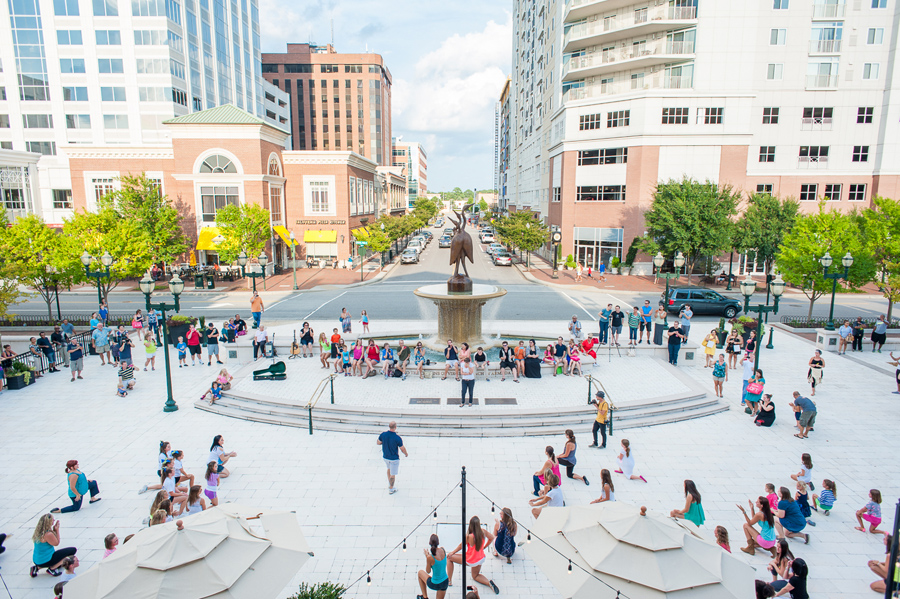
[615,439,647,482]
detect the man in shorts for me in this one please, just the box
[640,300,653,344]
[92,323,112,365]
[609,306,624,346]
[553,336,568,374]
[792,391,817,439]
[68,336,85,382]
[598,304,612,345]
[568,316,583,341]
[377,421,408,494]
[396,340,410,380]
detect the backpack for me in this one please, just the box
[392,368,403,378]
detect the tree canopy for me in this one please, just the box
[493,211,549,253]
[733,193,799,275]
[215,203,271,264]
[861,196,900,318]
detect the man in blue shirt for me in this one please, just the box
[598,304,612,345]
[640,300,653,344]
[792,391,817,439]
[377,422,408,494]
[92,323,112,365]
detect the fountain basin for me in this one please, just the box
[414,283,507,348]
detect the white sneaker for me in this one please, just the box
[389,488,397,494]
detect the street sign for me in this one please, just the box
[356,241,368,246]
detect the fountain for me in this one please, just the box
[413,203,507,348]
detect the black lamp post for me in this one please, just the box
[653,251,685,301]
[551,226,562,279]
[139,274,184,413]
[820,251,854,331]
[80,250,114,308]
[740,274,786,373]
[236,250,268,293]
[380,223,386,268]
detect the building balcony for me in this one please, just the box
[799,156,829,168]
[563,71,693,103]
[563,40,694,81]
[564,6,697,52]
[809,39,842,53]
[812,3,846,19]
[801,117,833,130]
[806,74,838,89]
[564,0,646,23]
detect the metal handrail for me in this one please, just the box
[585,374,617,436]
[305,373,337,434]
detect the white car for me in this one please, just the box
[481,233,495,244]
[407,240,423,253]
[400,250,419,264]
[486,243,504,255]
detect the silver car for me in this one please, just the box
[492,250,512,266]
[400,250,419,264]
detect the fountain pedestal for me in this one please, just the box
[414,283,507,347]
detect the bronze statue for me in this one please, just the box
[447,202,474,293]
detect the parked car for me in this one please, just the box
[407,240,423,253]
[481,233,495,244]
[486,243,504,255]
[492,250,512,266]
[411,236,427,247]
[400,249,419,264]
[443,228,455,237]
[422,231,433,241]
[438,236,452,248]
[663,287,743,318]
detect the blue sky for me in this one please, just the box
[259,0,512,192]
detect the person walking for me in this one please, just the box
[377,421,407,494]
[185,324,202,365]
[653,304,667,346]
[67,337,85,382]
[206,322,223,365]
[558,429,589,485]
[712,353,728,398]
[598,304,612,345]
[666,319,686,366]
[588,390,609,448]
[491,508,517,563]
[250,292,264,329]
[791,391,816,439]
[806,350,824,396]
[50,460,100,513]
[872,314,888,352]
[670,480,706,526]
[30,515,77,578]
[459,357,476,407]
[417,534,449,599]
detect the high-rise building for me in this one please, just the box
[496,77,511,212]
[261,44,393,165]
[391,138,426,207]
[508,0,900,274]
[0,0,283,224]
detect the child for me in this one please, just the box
[514,341,526,375]
[795,481,815,527]
[201,381,222,404]
[59,556,78,582]
[341,344,351,376]
[204,461,219,507]
[118,363,136,390]
[543,344,555,365]
[811,479,837,515]
[176,336,187,368]
[360,310,370,334]
[856,489,884,534]
[103,534,118,558]
[787,398,802,430]
[714,526,731,553]
[143,333,157,371]
[791,453,814,490]
[184,485,207,515]
[53,582,65,599]
[116,380,128,397]
[171,450,194,488]
[765,483,779,512]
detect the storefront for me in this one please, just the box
[573,227,623,270]
[304,230,338,264]
[195,226,224,266]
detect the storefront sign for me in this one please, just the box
[297,219,346,225]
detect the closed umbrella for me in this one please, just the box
[526,502,754,599]
[65,504,313,599]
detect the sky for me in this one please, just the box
[258,0,512,192]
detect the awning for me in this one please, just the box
[273,225,298,246]
[351,226,370,240]
[304,230,337,243]
[196,227,224,251]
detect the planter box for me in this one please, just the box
[167,324,190,346]
[716,331,728,348]
[6,373,35,389]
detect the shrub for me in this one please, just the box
[611,256,621,268]
[166,315,198,327]
[287,582,346,599]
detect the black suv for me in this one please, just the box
[663,287,743,318]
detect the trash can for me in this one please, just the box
[207,275,215,290]
[193,273,204,289]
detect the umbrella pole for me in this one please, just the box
[886,499,899,599]
[461,466,467,599]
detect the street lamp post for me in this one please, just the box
[653,251,686,302]
[139,274,184,413]
[820,251,854,331]
[236,251,268,293]
[380,223,386,268]
[551,226,562,279]
[80,250,115,308]
[289,232,299,291]
[740,274,786,373]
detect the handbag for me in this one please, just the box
[132,319,143,329]
[746,381,764,395]
[846,334,854,342]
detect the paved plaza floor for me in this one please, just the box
[0,324,897,599]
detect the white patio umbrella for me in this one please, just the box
[65,504,314,599]
[526,502,754,599]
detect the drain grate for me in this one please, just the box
[446,397,480,405]
[484,397,518,405]
[409,397,440,405]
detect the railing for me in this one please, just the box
[806,74,838,88]
[563,72,693,102]
[1,331,93,377]
[812,3,846,18]
[780,316,898,328]
[664,74,693,89]
[801,116,833,130]
[566,40,694,73]
[799,155,829,167]
[565,5,696,45]
[585,374,617,436]
[0,314,132,327]
[666,40,695,54]
[304,373,337,434]
[809,39,842,53]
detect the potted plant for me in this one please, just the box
[564,254,577,270]
[166,315,198,346]
[287,582,345,599]
[730,315,758,343]
[716,317,728,348]
[610,256,621,274]
[5,361,37,389]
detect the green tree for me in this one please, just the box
[776,202,876,318]
[412,197,440,223]
[493,211,549,265]
[215,203,271,264]
[862,196,900,319]
[1,214,81,319]
[642,179,739,284]
[733,193,800,276]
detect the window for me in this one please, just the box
[261,64,278,73]
[269,186,282,221]
[799,146,829,165]
[26,141,57,155]
[578,114,602,131]
[284,64,313,73]
[54,0,79,14]
[857,107,874,123]
[60,58,86,74]
[65,114,91,128]
[759,146,776,163]
[552,187,561,202]
[578,148,628,165]
[762,107,779,124]
[0,142,12,150]
[699,107,723,124]
[320,64,338,73]
[200,155,237,173]
[23,114,53,128]
[93,0,118,15]
[848,184,866,201]
[802,107,833,129]
[872,0,886,6]
[171,88,187,106]
[139,87,166,101]
[136,59,167,74]
[822,184,841,201]
[100,87,126,101]
[57,30,83,44]
[131,0,163,15]
[103,114,129,129]
[62,86,88,101]
[774,0,789,7]
[0,115,8,128]
[134,30,166,44]
[576,185,626,201]
[95,30,121,44]
[852,145,869,162]
[631,73,645,89]
[170,60,185,79]
[767,64,783,80]
[662,107,689,124]
[757,184,774,194]
[98,58,124,74]
[200,186,239,221]
[770,29,786,45]
[800,184,818,201]
[53,190,73,209]
[867,28,884,44]
[607,110,630,127]
[92,178,115,202]
[310,181,329,212]
[863,63,880,79]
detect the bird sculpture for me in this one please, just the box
[448,203,475,280]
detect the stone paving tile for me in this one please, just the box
[0,326,896,599]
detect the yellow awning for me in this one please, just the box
[304,230,337,243]
[196,227,223,251]
[351,226,370,240]
[273,225,298,246]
